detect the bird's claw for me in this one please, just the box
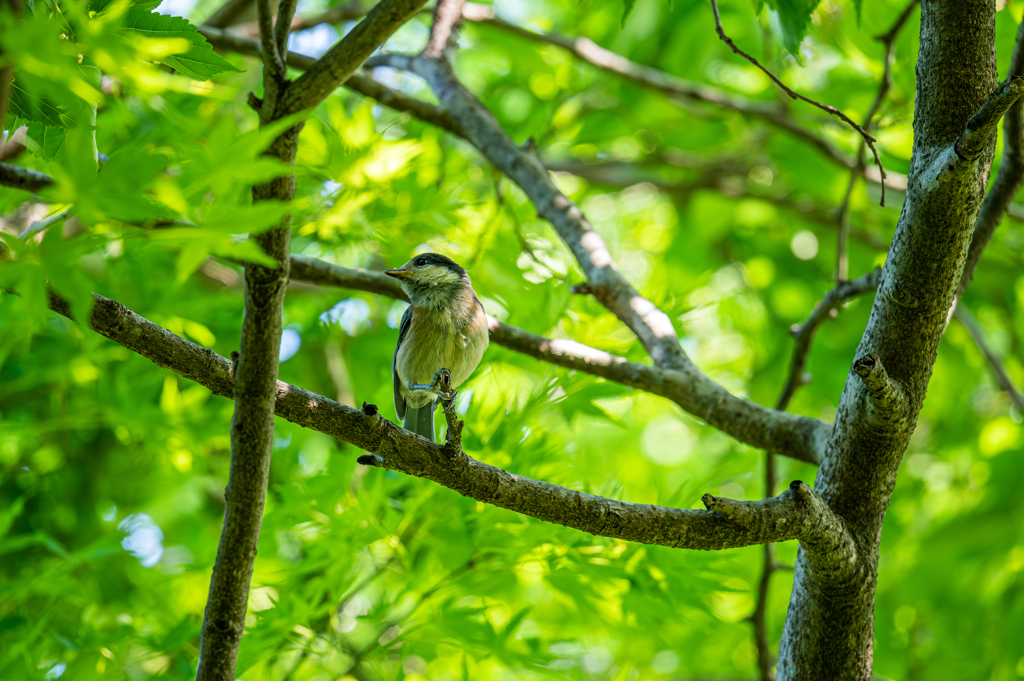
[411,368,457,401]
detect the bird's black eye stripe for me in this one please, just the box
[415,258,427,267]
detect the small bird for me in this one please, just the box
[385,253,489,442]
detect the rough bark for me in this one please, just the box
[776,2,1010,678]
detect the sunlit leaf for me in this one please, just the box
[121,8,243,81]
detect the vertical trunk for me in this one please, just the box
[776,1,999,678]
[195,46,302,681]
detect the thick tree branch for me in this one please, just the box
[45,290,847,554]
[954,303,1024,413]
[958,18,1024,297]
[279,0,428,116]
[775,269,882,412]
[195,1,304,676]
[0,162,53,192]
[288,255,829,464]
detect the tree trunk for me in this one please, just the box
[776,1,999,678]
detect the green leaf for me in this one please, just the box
[24,121,67,161]
[762,0,823,59]
[199,200,293,234]
[89,0,161,12]
[622,0,637,26]
[8,82,71,129]
[121,8,243,81]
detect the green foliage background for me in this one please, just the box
[2,0,1024,679]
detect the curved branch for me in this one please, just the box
[46,290,844,555]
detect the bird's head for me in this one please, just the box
[385,253,470,305]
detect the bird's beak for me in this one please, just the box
[385,268,413,279]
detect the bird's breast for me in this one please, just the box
[396,302,488,391]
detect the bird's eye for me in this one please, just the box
[415,258,427,267]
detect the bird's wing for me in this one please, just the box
[393,304,413,420]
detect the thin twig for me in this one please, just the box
[422,0,465,60]
[955,303,1024,413]
[255,0,285,78]
[775,269,882,412]
[708,0,886,206]
[834,0,919,280]
[751,449,776,681]
[275,0,301,58]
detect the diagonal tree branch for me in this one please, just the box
[367,49,690,370]
[954,303,1024,413]
[274,0,300,58]
[279,0,428,116]
[44,290,854,562]
[0,161,53,192]
[256,0,285,79]
[459,3,855,173]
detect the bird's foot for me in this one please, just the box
[411,368,457,402]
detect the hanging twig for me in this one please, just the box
[834,0,920,280]
[708,0,887,206]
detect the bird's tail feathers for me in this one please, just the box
[403,402,436,442]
